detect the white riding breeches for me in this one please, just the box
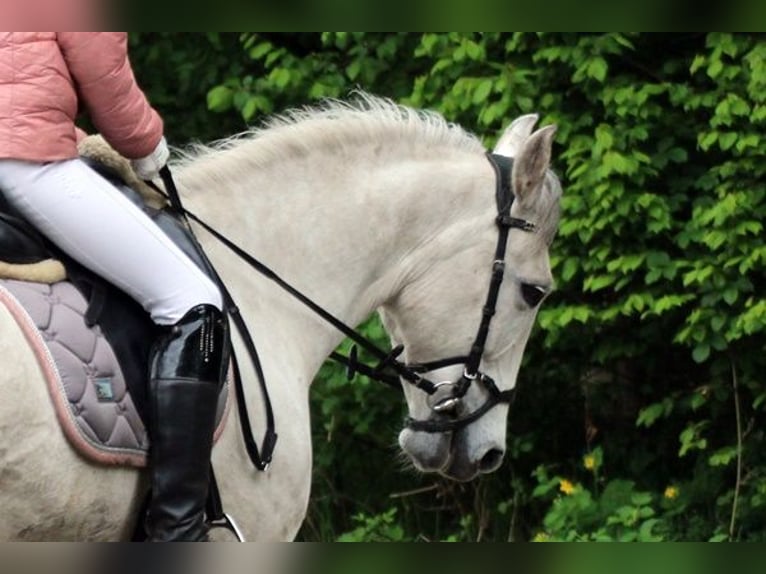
[0,158,222,325]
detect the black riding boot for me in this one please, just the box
[146,304,229,542]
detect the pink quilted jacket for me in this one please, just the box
[0,32,163,162]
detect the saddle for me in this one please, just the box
[0,158,231,466]
[0,201,66,282]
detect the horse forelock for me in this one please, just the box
[173,93,484,185]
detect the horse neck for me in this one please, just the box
[176,146,491,376]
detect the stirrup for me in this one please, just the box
[207,514,246,542]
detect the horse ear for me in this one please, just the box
[511,124,557,205]
[493,114,539,158]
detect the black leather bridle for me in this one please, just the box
[154,151,537,475]
[343,152,538,434]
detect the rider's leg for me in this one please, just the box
[0,158,227,541]
[146,303,228,541]
[0,158,221,323]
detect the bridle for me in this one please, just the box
[338,152,537,434]
[155,150,537,473]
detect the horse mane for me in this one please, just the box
[174,93,484,182]
[173,92,561,244]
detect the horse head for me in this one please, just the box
[380,115,562,481]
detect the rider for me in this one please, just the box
[0,32,227,541]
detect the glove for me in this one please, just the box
[130,136,170,180]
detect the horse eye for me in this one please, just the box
[521,283,547,307]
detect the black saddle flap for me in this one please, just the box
[0,211,51,264]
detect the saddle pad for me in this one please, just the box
[0,279,230,468]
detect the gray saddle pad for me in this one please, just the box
[0,279,230,467]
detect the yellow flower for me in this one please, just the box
[532,532,550,542]
[664,486,679,500]
[559,479,576,495]
[583,454,596,471]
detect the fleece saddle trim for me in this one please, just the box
[0,258,66,283]
[0,280,232,468]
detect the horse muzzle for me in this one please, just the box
[399,418,507,481]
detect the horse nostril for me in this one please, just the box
[478,448,505,473]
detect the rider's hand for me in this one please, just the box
[131,136,169,181]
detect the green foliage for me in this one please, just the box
[530,466,668,542]
[193,33,425,123]
[128,33,252,143]
[129,33,766,541]
[336,509,409,542]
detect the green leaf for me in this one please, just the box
[561,258,579,282]
[690,390,707,411]
[639,519,663,542]
[264,49,283,68]
[269,68,291,89]
[632,492,652,506]
[249,41,273,60]
[708,58,724,78]
[584,274,616,292]
[206,85,233,112]
[613,34,635,50]
[719,132,737,150]
[241,97,258,121]
[602,151,632,174]
[667,147,688,163]
[692,343,710,363]
[465,41,483,60]
[699,131,718,150]
[419,34,440,55]
[588,58,608,82]
[709,446,738,467]
[637,399,673,428]
[690,54,706,74]
[711,315,726,332]
[558,306,575,326]
[679,423,708,457]
[595,125,614,151]
[346,60,362,81]
[473,79,493,104]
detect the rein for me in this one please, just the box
[154,169,277,473]
[151,151,535,461]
